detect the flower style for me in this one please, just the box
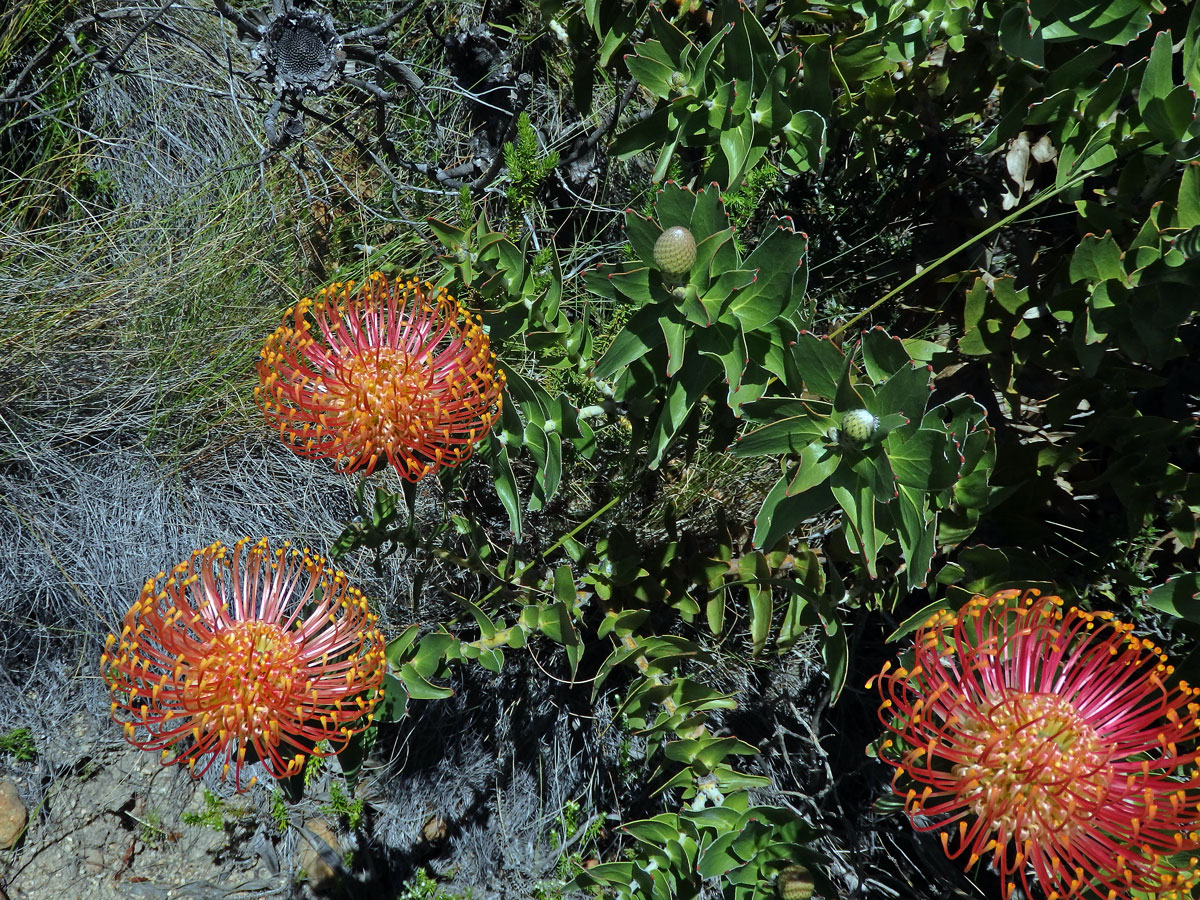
[256,273,505,481]
[101,538,386,791]
[870,589,1200,900]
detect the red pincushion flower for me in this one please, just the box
[101,538,386,791]
[871,589,1200,900]
[256,273,504,481]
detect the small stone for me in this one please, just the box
[82,847,105,874]
[298,818,340,892]
[0,780,27,848]
[421,814,448,843]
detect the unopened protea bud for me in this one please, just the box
[840,408,879,443]
[776,864,815,900]
[653,225,696,280]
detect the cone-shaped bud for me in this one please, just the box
[653,225,696,279]
[776,865,815,900]
[840,408,879,443]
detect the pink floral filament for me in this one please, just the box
[870,589,1200,900]
[101,538,386,791]
[256,273,505,481]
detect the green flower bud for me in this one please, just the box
[776,864,815,900]
[653,225,697,280]
[840,408,879,443]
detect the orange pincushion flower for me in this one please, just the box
[871,589,1200,900]
[256,273,505,481]
[101,538,386,791]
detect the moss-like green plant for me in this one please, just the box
[503,112,559,211]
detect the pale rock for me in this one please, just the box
[0,779,27,848]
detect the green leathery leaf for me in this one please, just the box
[647,352,721,469]
[1142,86,1198,147]
[893,485,937,591]
[625,43,677,99]
[729,226,807,331]
[1178,162,1200,228]
[613,109,678,159]
[861,327,912,383]
[1140,29,1175,112]
[831,468,879,578]
[690,182,730,239]
[874,361,932,421]
[385,624,420,667]
[625,210,662,266]
[663,736,759,769]
[661,313,687,377]
[655,180,699,230]
[885,428,962,492]
[732,414,828,457]
[488,439,522,540]
[398,661,454,700]
[1146,574,1200,624]
[593,306,665,379]
[753,476,836,549]
[746,556,773,656]
[373,672,410,723]
[1069,231,1128,285]
[790,331,847,398]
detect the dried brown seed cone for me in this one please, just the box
[653,225,697,279]
[776,864,815,900]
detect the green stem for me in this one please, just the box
[828,171,1088,340]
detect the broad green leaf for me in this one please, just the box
[874,362,931,421]
[787,441,841,494]
[488,440,521,539]
[1069,231,1127,284]
[664,736,758,769]
[893,485,937,591]
[742,551,772,655]
[691,181,724,240]
[1187,1,1200,97]
[593,306,665,379]
[998,6,1043,66]
[733,417,827,457]
[647,352,720,468]
[885,428,962,492]
[398,661,454,700]
[385,624,420,667]
[1143,85,1199,147]
[613,108,678,160]
[1139,29,1175,112]
[626,43,677,99]
[790,331,847,398]
[1146,574,1200,623]
[861,327,912,383]
[886,597,952,642]
[1179,162,1200,228]
[753,477,836,549]
[831,469,879,577]
[731,224,807,331]
[625,210,661,266]
[657,179,700,229]
[373,672,410,723]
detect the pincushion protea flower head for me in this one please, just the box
[870,589,1200,900]
[101,538,386,791]
[256,273,504,481]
